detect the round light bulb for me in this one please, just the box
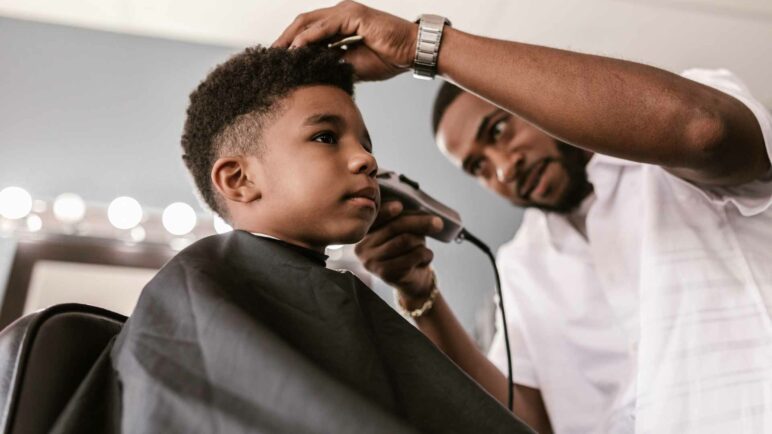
[213,215,233,234]
[53,193,86,224]
[26,214,42,232]
[130,226,146,242]
[0,186,33,220]
[107,196,143,230]
[162,202,197,236]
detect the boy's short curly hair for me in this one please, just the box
[181,45,355,219]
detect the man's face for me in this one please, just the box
[246,85,379,248]
[436,92,591,213]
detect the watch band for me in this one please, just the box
[413,14,451,80]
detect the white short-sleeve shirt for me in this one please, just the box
[487,69,772,434]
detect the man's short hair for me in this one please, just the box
[431,81,464,135]
[181,46,355,218]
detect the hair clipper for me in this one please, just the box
[376,170,464,243]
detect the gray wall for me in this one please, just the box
[0,17,522,331]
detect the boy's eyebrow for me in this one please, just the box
[303,113,345,127]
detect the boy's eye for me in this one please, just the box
[312,132,337,144]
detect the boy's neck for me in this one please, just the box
[243,229,327,254]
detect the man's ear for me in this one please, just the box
[211,156,261,203]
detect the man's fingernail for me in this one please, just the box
[432,217,444,231]
[389,202,403,214]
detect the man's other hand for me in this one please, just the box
[273,1,417,82]
[355,201,444,300]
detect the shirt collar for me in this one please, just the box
[249,232,328,266]
[587,153,640,171]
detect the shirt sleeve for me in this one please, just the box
[679,68,772,216]
[486,247,540,389]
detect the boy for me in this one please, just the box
[105,46,532,433]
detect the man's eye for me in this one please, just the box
[312,132,337,144]
[470,158,486,176]
[490,119,507,142]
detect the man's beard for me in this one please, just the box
[528,141,593,214]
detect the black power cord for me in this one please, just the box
[458,229,514,412]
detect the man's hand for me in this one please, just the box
[355,201,444,301]
[359,201,554,431]
[272,1,417,81]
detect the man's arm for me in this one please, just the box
[408,294,553,434]
[274,1,769,186]
[355,202,552,433]
[436,29,768,186]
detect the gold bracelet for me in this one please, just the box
[394,270,440,319]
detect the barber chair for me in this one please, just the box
[0,304,126,434]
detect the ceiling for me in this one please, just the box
[0,0,769,46]
[1,0,771,106]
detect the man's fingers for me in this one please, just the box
[273,2,411,81]
[366,213,444,248]
[272,8,330,48]
[274,1,364,48]
[368,246,434,284]
[273,12,313,48]
[290,15,356,51]
[290,19,346,49]
[340,46,403,82]
[371,200,403,229]
[362,233,425,263]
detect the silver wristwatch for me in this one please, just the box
[413,14,451,80]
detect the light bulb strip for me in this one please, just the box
[0,189,222,246]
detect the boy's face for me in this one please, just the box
[232,85,379,251]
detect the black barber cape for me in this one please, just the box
[60,230,534,433]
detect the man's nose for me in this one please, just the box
[484,148,523,183]
[348,148,378,177]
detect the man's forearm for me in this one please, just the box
[411,295,498,382]
[406,293,552,432]
[437,28,768,185]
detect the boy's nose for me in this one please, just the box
[349,151,378,177]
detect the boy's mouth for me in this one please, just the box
[344,186,379,209]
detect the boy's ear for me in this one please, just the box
[211,156,261,203]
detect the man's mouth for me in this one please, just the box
[517,159,551,200]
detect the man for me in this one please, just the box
[274,3,772,434]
